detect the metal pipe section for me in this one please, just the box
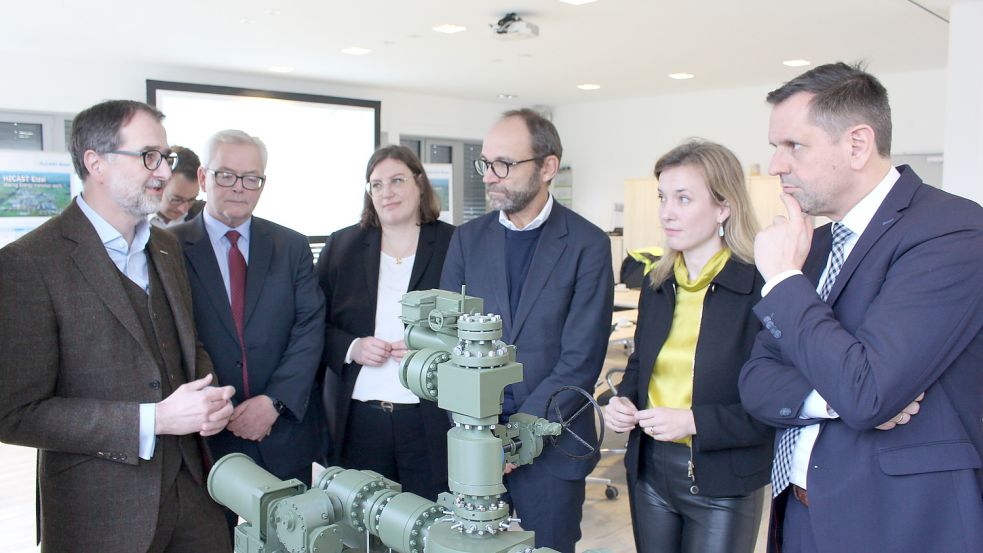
[207,452,306,528]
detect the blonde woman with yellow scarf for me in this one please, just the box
[605,139,773,553]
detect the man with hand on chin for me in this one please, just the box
[739,62,983,553]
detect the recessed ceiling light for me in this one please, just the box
[433,24,467,34]
[263,9,280,16]
[783,59,811,67]
[341,47,372,56]
[239,17,253,24]
[498,93,519,100]
[560,0,598,4]
[269,66,294,74]
[668,72,695,80]
[577,83,601,91]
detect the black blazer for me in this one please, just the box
[618,258,773,497]
[315,220,455,477]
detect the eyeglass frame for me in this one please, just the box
[473,156,548,179]
[205,169,267,190]
[107,149,179,171]
[164,193,198,207]
[364,173,418,196]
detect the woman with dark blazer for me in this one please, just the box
[605,139,774,553]
[316,145,454,500]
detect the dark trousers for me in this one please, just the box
[781,490,819,553]
[632,439,763,553]
[341,400,442,500]
[148,467,231,553]
[505,462,586,553]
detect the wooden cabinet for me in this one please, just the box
[747,175,784,229]
[623,177,663,254]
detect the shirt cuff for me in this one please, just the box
[139,403,157,460]
[761,270,804,297]
[800,390,838,419]
[345,338,360,364]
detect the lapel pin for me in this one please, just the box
[159,250,169,255]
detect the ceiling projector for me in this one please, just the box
[490,12,539,40]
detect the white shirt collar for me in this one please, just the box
[498,193,554,232]
[838,166,900,237]
[203,209,251,243]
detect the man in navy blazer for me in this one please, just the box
[739,62,983,553]
[440,109,614,553]
[171,130,326,531]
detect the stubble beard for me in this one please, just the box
[488,173,540,215]
[109,176,163,219]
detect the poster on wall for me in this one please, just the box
[0,151,80,248]
[423,162,453,223]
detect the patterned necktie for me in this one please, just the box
[226,230,250,398]
[772,222,853,497]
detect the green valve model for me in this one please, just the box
[208,287,604,553]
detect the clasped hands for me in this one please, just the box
[155,374,282,442]
[155,373,235,437]
[604,396,696,442]
[353,336,409,366]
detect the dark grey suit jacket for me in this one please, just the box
[172,215,327,479]
[440,201,614,480]
[0,199,215,553]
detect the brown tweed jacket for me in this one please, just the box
[0,199,215,553]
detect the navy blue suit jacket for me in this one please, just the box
[440,201,614,480]
[739,166,983,553]
[172,215,327,479]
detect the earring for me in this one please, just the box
[718,223,725,237]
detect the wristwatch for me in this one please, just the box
[270,397,288,416]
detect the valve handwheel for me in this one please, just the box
[544,385,605,460]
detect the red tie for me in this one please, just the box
[226,230,250,398]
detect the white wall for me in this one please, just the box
[0,52,507,148]
[556,68,948,230]
[0,53,951,230]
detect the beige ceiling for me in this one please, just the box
[6,0,955,105]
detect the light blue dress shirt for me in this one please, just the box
[76,195,158,460]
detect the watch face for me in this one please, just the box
[272,398,286,414]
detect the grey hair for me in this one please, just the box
[202,129,269,171]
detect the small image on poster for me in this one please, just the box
[423,163,453,222]
[0,151,80,248]
[0,171,72,217]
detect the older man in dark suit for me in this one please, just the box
[171,129,326,533]
[739,62,983,553]
[440,109,614,553]
[0,100,235,552]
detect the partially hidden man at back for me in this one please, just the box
[150,145,201,229]
[0,100,235,552]
[171,129,327,534]
[739,62,983,553]
[440,109,614,553]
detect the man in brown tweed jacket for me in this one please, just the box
[0,100,235,552]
